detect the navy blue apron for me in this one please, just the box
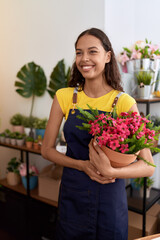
[55,93,128,240]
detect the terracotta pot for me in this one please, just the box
[12,125,24,134]
[101,145,139,168]
[6,172,21,186]
[26,141,33,148]
[33,143,39,150]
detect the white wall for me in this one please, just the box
[0,0,105,178]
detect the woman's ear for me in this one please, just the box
[105,51,111,63]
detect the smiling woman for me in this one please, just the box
[41,28,155,240]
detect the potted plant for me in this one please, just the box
[0,132,6,143]
[9,132,17,145]
[10,113,24,133]
[47,59,71,99]
[150,115,160,147]
[19,163,39,190]
[4,129,11,144]
[22,115,36,138]
[6,157,21,186]
[135,71,153,98]
[33,139,39,150]
[133,177,154,198]
[33,118,48,139]
[25,136,34,148]
[16,133,26,146]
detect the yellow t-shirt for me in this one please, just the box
[56,87,136,120]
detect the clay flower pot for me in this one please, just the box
[7,172,21,186]
[101,145,139,168]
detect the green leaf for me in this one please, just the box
[15,62,47,98]
[47,59,71,98]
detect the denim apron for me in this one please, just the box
[55,92,128,240]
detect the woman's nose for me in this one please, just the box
[81,53,89,62]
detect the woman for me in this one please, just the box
[41,28,154,240]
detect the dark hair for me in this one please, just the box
[69,28,123,91]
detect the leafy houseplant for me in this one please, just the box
[6,157,21,186]
[25,136,34,148]
[76,104,160,167]
[10,113,24,133]
[47,59,71,99]
[135,71,152,86]
[15,62,47,117]
[33,118,48,139]
[133,177,154,198]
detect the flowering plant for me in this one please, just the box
[76,105,160,167]
[118,39,160,66]
[19,163,39,177]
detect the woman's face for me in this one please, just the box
[75,34,111,81]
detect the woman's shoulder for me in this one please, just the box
[56,87,74,97]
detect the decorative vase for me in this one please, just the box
[101,145,139,168]
[21,175,38,190]
[7,172,21,186]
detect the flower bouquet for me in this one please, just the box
[76,105,160,167]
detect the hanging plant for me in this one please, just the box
[15,62,47,117]
[47,59,71,98]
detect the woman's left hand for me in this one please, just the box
[89,139,115,178]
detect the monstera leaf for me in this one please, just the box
[47,59,71,98]
[15,62,47,116]
[15,62,47,98]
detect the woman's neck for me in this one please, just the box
[83,79,113,98]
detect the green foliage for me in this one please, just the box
[15,62,47,117]
[25,136,34,142]
[133,177,154,188]
[47,59,71,99]
[15,62,47,98]
[10,113,24,126]
[33,118,48,129]
[7,157,21,174]
[136,71,152,85]
[22,116,37,128]
[151,115,160,127]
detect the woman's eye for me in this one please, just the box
[76,52,82,55]
[90,50,97,54]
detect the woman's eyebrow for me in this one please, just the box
[76,46,98,51]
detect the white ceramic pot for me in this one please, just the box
[137,85,151,99]
[16,139,25,146]
[10,138,17,145]
[140,187,151,198]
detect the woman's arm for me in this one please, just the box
[89,103,155,179]
[41,95,115,184]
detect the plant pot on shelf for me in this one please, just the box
[137,85,151,99]
[21,175,38,190]
[139,187,151,198]
[26,141,33,148]
[101,145,139,167]
[6,172,21,186]
[12,125,24,134]
[10,138,17,145]
[33,142,39,150]
[16,138,25,146]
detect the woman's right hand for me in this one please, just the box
[82,160,115,184]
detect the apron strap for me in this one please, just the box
[110,92,124,115]
[71,87,78,114]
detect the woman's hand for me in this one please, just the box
[82,160,115,184]
[89,138,115,178]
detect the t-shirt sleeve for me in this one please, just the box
[116,93,136,115]
[56,88,74,118]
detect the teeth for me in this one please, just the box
[82,66,92,70]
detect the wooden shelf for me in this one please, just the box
[0,178,58,207]
[0,142,41,155]
[135,97,160,103]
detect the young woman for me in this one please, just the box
[41,28,154,240]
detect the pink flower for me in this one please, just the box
[119,51,129,65]
[19,163,39,177]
